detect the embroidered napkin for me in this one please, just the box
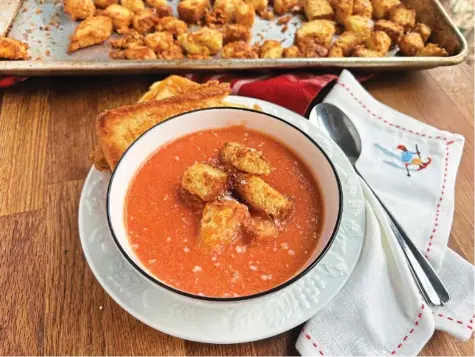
[296,70,473,356]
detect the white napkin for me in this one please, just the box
[296,70,474,356]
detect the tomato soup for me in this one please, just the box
[126,125,324,297]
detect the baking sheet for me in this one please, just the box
[0,0,469,75]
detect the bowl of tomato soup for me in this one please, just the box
[107,107,342,303]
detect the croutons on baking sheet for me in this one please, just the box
[110,46,157,59]
[398,32,424,56]
[235,174,294,220]
[199,199,250,253]
[328,31,363,57]
[295,19,336,48]
[182,162,229,202]
[243,216,279,241]
[416,43,448,57]
[303,0,334,21]
[372,0,400,19]
[413,23,431,43]
[389,5,415,32]
[221,142,273,175]
[259,40,284,58]
[178,0,210,23]
[352,0,372,18]
[365,30,391,54]
[298,37,329,57]
[374,19,404,43]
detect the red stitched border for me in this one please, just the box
[434,313,475,330]
[424,142,452,257]
[302,329,325,355]
[390,304,426,355]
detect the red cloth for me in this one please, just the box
[0,76,27,88]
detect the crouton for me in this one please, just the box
[182,162,229,202]
[328,45,344,57]
[132,9,160,34]
[221,41,258,58]
[259,40,284,58]
[120,0,144,13]
[245,0,268,14]
[244,216,279,241]
[352,0,372,18]
[329,31,363,56]
[235,174,293,220]
[297,37,329,57]
[351,45,384,57]
[178,0,210,23]
[212,0,241,23]
[222,24,252,44]
[413,23,431,43]
[334,0,353,24]
[274,0,300,15]
[374,19,404,43]
[372,0,400,19]
[236,1,255,26]
[109,46,157,59]
[284,45,301,57]
[144,31,185,58]
[303,0,333,20]
[145,0,171,16]
[398,32,424,56]
[389,6,415,32]
[416,43,448,57]
[178,27,223,57]
[221,142,273,175]
[295,19,336,48]
[156,16,188,37]
[344,15,373,39]
[103,4,133,33]
[199,199,250,253]
[365,30,391,54]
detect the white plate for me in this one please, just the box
[78,96,366,344]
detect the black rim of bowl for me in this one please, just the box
[106,106,344,302]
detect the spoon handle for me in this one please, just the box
[357,171,450,306]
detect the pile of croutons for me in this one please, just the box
[180,141,293,254]
[63,0,447,60]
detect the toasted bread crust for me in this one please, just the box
[95,81,231,169]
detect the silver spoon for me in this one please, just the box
[310,102,450,307]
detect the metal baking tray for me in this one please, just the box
[0,0,468,75]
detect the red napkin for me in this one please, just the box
[186,72,373,115]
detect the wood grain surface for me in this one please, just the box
[0,65,473,356]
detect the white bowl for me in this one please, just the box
[107,107,342,305]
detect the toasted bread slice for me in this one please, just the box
[138,75,200,102]
[95,80,231,169]
[235,174,293,220]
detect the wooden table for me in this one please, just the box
[0,64,473,356]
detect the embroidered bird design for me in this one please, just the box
[396,144,432,177]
